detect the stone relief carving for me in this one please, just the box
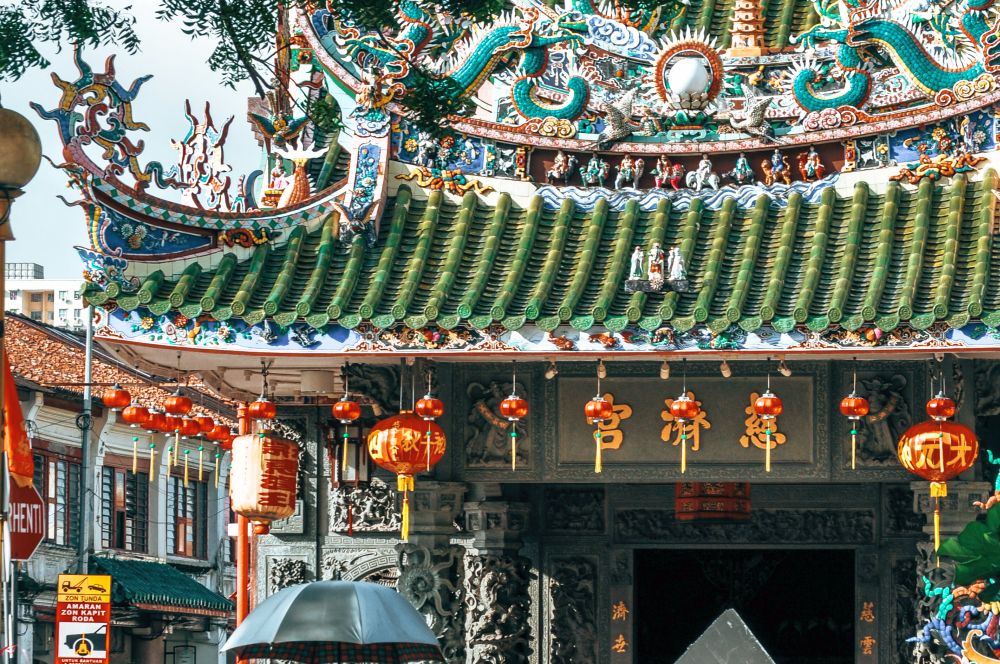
[609,550,632,585]
[910,542,951,664]
[548,557,597,664]
[397,543,465,662]
[856,374,911,465]
[321,549,399,587]
[885,485,925,535]
[544,488,604,532]
[894,555,920,664]
[615,509,875,544]
[974,361,1000,417]
[330,477,401,533]
[269,557,309,592]
[952,361,965,414]
[464,553,533,663]
[465,379,528,468]
[344,363,401,416]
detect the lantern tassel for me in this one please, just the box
[681,430,687,474]
[214,453,220,488]
[342,431,349,474]
[594,429,603,474]
[175,430,180,457]
[198,446,204,481]
[184,450,190,488]
[511,430,517,472]
[166,445,172,469]
[765,428,772,473]
[347,499,354,537]
[426,427,432,472]
[851,427,857,470]
[397,475,414,541]
[132,436,138,475]
[149,445,156,483]
[931,482,948,558]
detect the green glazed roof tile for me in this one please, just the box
[91,556,233,614]
[100,178,999,335]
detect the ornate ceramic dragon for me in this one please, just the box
[338,2,591,121]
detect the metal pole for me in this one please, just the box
[77,306,93,573]
[0,202,13,664]
[235,403,249,664]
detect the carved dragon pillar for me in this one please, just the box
[463,500,534,664]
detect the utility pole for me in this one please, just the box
[77,306,94,573]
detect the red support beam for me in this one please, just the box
[235,403,250,664]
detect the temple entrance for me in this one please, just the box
[635,549,855,664]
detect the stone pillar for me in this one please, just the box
[396,482,466,663]
[462,501,533,664]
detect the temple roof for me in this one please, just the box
[84,172,1000,339]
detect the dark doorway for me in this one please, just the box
[635,549,855,664]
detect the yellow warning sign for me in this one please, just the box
[57,575,111,603]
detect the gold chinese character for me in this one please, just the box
[612,601,629,621]
[860,635,875,656]
[661,391,711,451]
[860,601,875,623]
[611,634,629,653]
[739,392,787,451]
[598,393,633,451]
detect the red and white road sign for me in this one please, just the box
[9,483,44,560]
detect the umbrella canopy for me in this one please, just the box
[222,580,444,663]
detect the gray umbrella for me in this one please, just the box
[222,580,444,663]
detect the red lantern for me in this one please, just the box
[218,429,235,451]
[898,419,978,551]
[368,412,446,541]
[500,394,529,471]
[248,396,277,421]
[585,395,614,474]
[121,403,149,428]
[163,414,182,434]
[178,417,201,440]
[229,434,300,533]
[926,394,957,421]
[164,390,193,416]
[415,394,445,421]
[753,389,783,472]
[840,393,870,470]
[194,414,215,433]
[145,410,166,434]
[670,392,700,474]
[101,383,131,411]
[332,397,362,424]
[208,422,227,442]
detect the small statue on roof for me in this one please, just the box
[630,245,644,279]
[729,152,754,185]
[545,151,578,185]
[797,145,825,181]
[651,155,672,189]
[648,242,665,289]
[581,154,609,188]
[614,155,637,189]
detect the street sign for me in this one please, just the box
[56,574,111,664]
[8,483,44,560]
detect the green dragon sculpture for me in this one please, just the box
[792,0,1000,110]
[341,2,590,121]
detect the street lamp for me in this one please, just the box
[0,106,43,664]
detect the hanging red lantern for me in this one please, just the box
[670,392,700,474]
[248,396,277,421]
[585,395,613,474]
[145,410,166,434]
[229,434,300,535]
[121,403,149,428]
[415,394,445,421]
[218,430,235,452]
[208,422,228,442]
[500,393,529,472]
[163,414,183,434]
[194,414,215,434]
[840,392,870,470]
[332,396,362,424]
[178,417,201,440]
[164,389,193,416]
[926,393,957,421]
[753,389,783,473]
[367,412,446,541]
[898,419,978,551]
[101,383,132,411]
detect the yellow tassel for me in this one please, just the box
[397,475,413,542]
[765,428,772,473]
[931,482,947,558]
[426,427,432,472]
[851,428,857,470]
[511,431,517,472]
[184,450,189,487]
[594,429,603,474]
[214,453,220,488]
[167,446,173,469]
[681,432,687,474]
[149,445,156,483]
[341,431,349,474]
[132,436,138,475]
[175,430,180,460]
[198,446,204,481]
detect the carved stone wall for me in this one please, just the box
[398,543,466,662]
[544,488,605,533]
[330,477,400,533]
[268,557,309,592]
[548,557,597,664]
[464,553,534,664]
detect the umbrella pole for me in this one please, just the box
[236,403,251,664]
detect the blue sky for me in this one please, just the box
[3,2,259,278]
